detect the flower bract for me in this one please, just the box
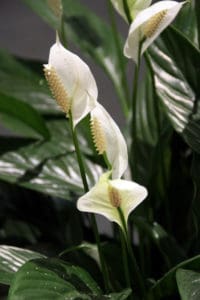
[90,103,128,179]
[111,0,152,22]
[124,1,185,64]
[77,172,148,229]
[44,39,98,127]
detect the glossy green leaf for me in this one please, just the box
[176,269,200,300]
[148,26,200,153]
[0,93,50,139]
[0,246,44,286]
[135,63,172,189]
[133,217,186,268]
[0,49,59,115]
[174,0,198,48]
[147,255,200,299]
[8,257,131,299]
[0,219,40,245]
[0,120,102,199]
[8,258,101,299]
[195,0,200,48]
[103,289,131,300]
[22,0,128,112]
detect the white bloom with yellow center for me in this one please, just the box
[124,1,185,64]
[77,172,148,229]
[111,0,152,22]
[44,39,98,127]
[90,103,128,179]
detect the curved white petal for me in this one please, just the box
[91,103,128,179]
[111,0,152,22]
[124,1,185,63]
[77,172,122,227]
[110,179,148,223]
[48,40,98,126]
[77,172,148,228]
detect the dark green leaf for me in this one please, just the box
[0,93,50,139]
[22,0,128,111]
[0,120,102,199]
[104,289,131,300]
[133,217,186,268]
[8,258,102,299]
[195,0,200,48]
[148,255,200,299]
[190,153,200,250]
[0,246,44,285]
[8,257,131,299]
[176,269,200,300]
[148,26,200,153]
[135,63,172,189]
[0,49,59,115]
[174,0,198,48]
[0,219,40,245]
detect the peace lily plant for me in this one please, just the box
[124,1,186,63]
[1,1,197,300]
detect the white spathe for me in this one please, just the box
[124,1,185,64]
[45,40,98,127]
[91,103,128,179]
[77,172,148,229]
[111,0,152,22]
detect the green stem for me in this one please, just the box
[130,41,143,180]
[117,207,146,298]
[119,228,132,291]
[68,112,110,292]
[107,0,130,116]
[122,0,132,24]
[60,15,68,48]
[69,112,89,192]
[103,152,112,171]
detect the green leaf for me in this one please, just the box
[195,0,200,48]
[22,0,128,112]
[148,255,200,299]
[0,246,44,285]
[148,26,200,153]
[8,257,131,299]
[135,62,172,189]
[104,289,131,300]
[0,49,59,115]
[190,153,200,249]
[0,120,102,199]
[176,269,200,300]
[8,258,102,299]
[174,0,198,48]
[0,93,50,139]
[133,217,186,268]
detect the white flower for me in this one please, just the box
[111,0,152,22]
[44,39,98,127]
[124,1,185,64]
[77,172,148,229]
[90,103,128,179]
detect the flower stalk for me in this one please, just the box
[122,0,132,23]
[68,111,110,292]
[130,40,143,180]
[107,0,130,117]
[117,207,146,297]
